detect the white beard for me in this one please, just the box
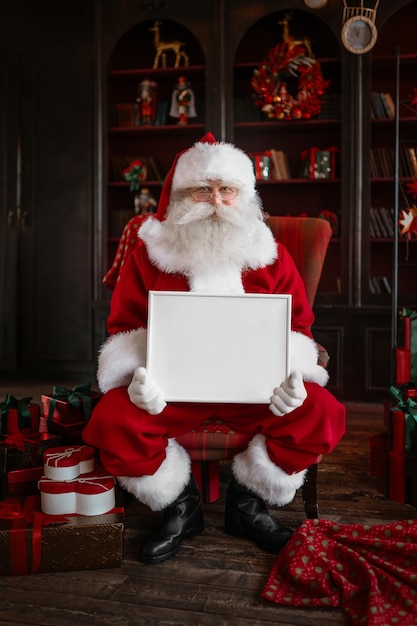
[139,194,277,294]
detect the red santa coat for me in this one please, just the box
[83,231,345,484]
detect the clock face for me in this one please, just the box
[304,0,328,7]
[342,16,378,54]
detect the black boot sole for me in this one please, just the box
[224,512,292,555]
[140,509,205,565]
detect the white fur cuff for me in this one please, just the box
[97,328,147,393]
[118,439,191,511]
[291,331,329,387]
[232,434,306,507]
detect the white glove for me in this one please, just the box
[269,370,307,417]
[128,366,167,415]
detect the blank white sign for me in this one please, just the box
[147,291,291,403]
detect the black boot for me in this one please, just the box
[139,476,205,565]
[224,477,293,554]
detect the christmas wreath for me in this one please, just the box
[251,28,330,121]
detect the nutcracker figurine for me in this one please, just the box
[169,76,197,125]
[134,187,157,216]
[135,79,157,125]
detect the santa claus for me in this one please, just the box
[83,133,346,564]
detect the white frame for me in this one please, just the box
[147,291,291,403]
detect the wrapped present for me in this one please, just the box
[39,416,88,445]
[41,383,101,428]
[39,469,116,516]
[40,383,101,445]
[7,466,44,497]
[43,445,95,481]
[300,146,339,180]
[0,395,40,436]
[0,432,61,500]
[400,308,417,382]
[369,431,388,479]
[388,385,417,452]
[0,496,124,575]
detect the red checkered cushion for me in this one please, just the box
[177,419,251,461]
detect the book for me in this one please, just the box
[269,149,291,180]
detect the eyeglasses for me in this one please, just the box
[190,186,239,202]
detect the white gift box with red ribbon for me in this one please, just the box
[43,445,95,481]
[39,470,116,516]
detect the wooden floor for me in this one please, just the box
[1,383,416,625]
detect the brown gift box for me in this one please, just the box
[0,433,61,500]
[0,496,124,575]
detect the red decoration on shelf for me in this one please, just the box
[121,160,147,192]
[251,13,330,121]
[399,207,417,239]
[408,87,417,110]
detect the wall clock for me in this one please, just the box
[303,0,328,8]
[341,15,378,54]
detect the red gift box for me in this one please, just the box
[0,496,124,575]
[39,416,88,445]
[0,395,40,435]
[388,450,407,503]
[41,384,101,427]
[39,469,116,516]
[7,467,44,497]
[43,445,95,480]
[369,431,388,479]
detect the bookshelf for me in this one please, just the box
[106,19,207,268]
[369,3,417,308]
[230,10,343,305]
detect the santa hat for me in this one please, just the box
[155,132,256,220]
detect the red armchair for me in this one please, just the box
[104,214,333,518]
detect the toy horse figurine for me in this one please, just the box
[149,21,189,69]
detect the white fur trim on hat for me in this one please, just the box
[232,434,306,507]
[171,141,256,197]
[97,328,147,393]
[118,439,191,511]
[290,331,329,387]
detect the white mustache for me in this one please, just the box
[174,202,244,226]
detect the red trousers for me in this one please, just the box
[83,382,346,478]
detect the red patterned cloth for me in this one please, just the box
[262,518,417,625]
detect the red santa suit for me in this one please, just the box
[83,134,345,512]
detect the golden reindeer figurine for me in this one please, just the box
[149,21,189,69]
[278,13,313,58]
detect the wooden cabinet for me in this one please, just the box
[0,1,97,378]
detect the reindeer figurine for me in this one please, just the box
[149,21,189,69]
[278,13,313,58]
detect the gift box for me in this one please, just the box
[0,433,61,500]
[41,384,101,428]
[389,450,407,503]
[0,496,124,575]
[0,395,40,436]
[43,445,95,481]
[300,146,339,180]
[7,466,44,497]
[369,431,388,479]
[39,382,101,445]
[39,469,115,516]
[40,416,88,445]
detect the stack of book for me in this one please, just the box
[370,92,395,119]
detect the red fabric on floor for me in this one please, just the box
[262,518,417,625]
